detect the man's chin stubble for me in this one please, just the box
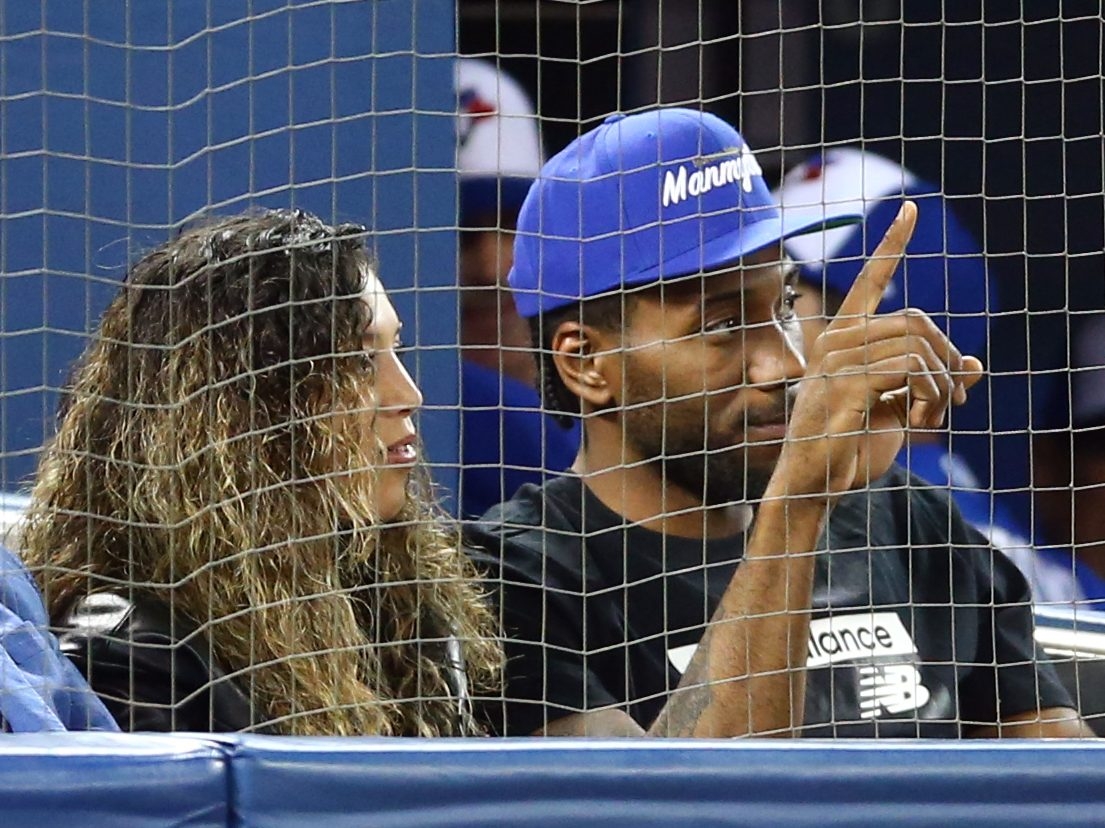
[658,448,775,508]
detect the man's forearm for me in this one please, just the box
[649,496,827,738]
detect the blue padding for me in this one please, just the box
[1,734,1103,827]
[227,737,1105,828]
[0,733,227,828]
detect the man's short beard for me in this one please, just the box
[621,392,774,507]
[660,442,774,506]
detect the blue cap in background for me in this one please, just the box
[509,108,862,318]
[776,148,996,358]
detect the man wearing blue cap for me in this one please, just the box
[466,108,1089,738]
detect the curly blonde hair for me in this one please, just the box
[23,209,500,736]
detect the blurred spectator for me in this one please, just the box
[776,148,1075,603]
[2,545,118,732]
[455,58,580,518]
[1033,314,1105,606]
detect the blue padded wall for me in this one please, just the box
[0,733,227,828]
[2,735,1105,827]
[226,737,1105,828]
[0,0,459,505]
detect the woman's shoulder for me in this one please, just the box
[61,592,200,656]
[59,591,259,733]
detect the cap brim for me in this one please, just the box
[631,209,863,289]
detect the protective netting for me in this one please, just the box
[0,1,1101,737]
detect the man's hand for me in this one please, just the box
[771,201,984,499]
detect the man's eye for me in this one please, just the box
[778,285,802,320]
[703,317,741,335]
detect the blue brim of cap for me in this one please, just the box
[637,209,864,289]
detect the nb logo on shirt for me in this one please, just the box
[857,663,932,719]
[667,611,933,720]
[807,612,932,720]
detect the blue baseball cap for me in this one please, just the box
[776,148,997,358]
[508,108,863,318]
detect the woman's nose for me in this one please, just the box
[377,351,423,415]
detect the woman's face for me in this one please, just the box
[357,267,424,521]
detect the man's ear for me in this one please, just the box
[550,320,619,410]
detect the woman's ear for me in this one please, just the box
[550,320,618,411]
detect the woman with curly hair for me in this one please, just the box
[22,208,499,736]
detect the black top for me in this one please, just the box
[465,464,1073,737]
[59,592,474,734]
[59,593,262,733]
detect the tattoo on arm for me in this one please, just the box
[649,625,716,737]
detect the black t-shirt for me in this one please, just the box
[465,464,1073,737]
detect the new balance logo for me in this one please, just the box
[660,145,763,207]
[807,612,931,719]
[858,663,932,719]
[666,611,933,721]
[805,612,915,667]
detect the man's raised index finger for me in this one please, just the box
[831,200,918,324]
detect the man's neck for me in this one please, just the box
[572,447,754,540]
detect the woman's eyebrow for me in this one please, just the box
[363,319,403,343]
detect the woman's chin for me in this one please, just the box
[374,484,409,523]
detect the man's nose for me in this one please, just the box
[745,320,807,388]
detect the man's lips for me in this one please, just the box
[744,420,789,441]
[742,393,793,441]
[385,435,418,465]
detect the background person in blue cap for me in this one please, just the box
[466,108,1090,739]
[775,147,1075,604]
[455,58,580,518]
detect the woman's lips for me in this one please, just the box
[385,436,418,465]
